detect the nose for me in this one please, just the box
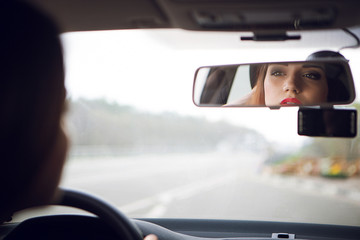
[283,75,300,94]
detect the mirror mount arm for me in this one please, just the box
[268,106,281,110]
[241,32,301,41]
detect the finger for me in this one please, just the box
[144,234,158,240]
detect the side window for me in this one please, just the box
[227,65,252,103]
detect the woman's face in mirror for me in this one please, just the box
[264,63,328,106]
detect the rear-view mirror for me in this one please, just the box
[193,60,355,108]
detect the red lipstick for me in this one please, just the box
[280,98,302,106]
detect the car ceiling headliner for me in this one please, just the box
[25,0,360,33]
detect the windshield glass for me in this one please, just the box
[14,29,360,226]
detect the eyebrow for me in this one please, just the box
[270,63,288,67]
[302,64,325,71]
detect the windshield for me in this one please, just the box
[14,29,360,226]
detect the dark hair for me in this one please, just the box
[249,64,263,89]
[0,1,65,219]
[306,51,350,103]
[248,64,268,105]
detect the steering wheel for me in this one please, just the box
[59,188,143,240]
[5,188,144,240]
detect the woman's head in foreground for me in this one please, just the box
[0,0,68,222]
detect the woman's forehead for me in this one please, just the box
[268,63,325,71]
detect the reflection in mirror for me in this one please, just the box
[193,60,355,108]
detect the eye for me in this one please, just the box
[303,72,321,80]
[271,71,285,77]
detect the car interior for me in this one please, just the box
[1,0,360,239]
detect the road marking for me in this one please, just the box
[118,173,238,217]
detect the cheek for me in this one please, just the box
[44,128,69,202]
[52,128,69,185]
[18,127,69,210]
[264,77,280,104]
[303,82,328,102]
[34,128,69,204]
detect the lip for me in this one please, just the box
[280,98,302,106]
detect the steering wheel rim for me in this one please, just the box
[57,188,143,240]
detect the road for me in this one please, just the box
[13,151,360,226]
